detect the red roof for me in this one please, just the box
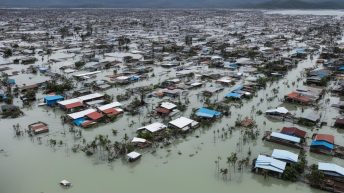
[81,120,95,128]
[156,107,171,114]
[315,134,334,144]
[65,102,83,109]
[335,118,344,126]
[286,92,311,103]
[102,108,122,116]
[86,112,104,121]
[281,127,307,138]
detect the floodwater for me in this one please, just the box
[1,53,338,193]
[1,11,343,193]
[265,9,344,17]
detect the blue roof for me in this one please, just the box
[311,140,334,150]
[310,70,330,78]
[7,79,15,84]
[225,92,242,98]
[339,66,344,71]
[196,107,221,118]
[231,85,244,92]
[44,95,64,101]
[295,48,305,54]
[224,62,238,69]
[130,76,140,81]
[73,117,86,126]
[39,67,49,72]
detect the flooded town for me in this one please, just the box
[1,8,344,193]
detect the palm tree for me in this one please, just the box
[229,153,238,172]
[216,156,221,172]
[220,168,228,180]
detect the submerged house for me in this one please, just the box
[263,131,302,149]
[168,117,199,132]
[202,87,224,96]
[306,69,331,86]
[253,154,286,177]
[271,149,299,164]
[265,107,290,119]
[28,122,49,135]
[299,112,320,126]
[67,108,103,128]
[291,48,307,58]
[57,93,104,112]
[137,122,167,134]
[131,137,151,148]
[156,102,178,116]
[127,151,141,162]
[335,118,344,128]
[281,127,307,141]
[97,102,123,117]
[58,98,84,112]
[44,95,64,106]
[225,85,251,100]
[284,91,313,105]
[224,62,239,70]
[310,134,335,155]
[195,107,222,119]
[216,77,234,86]
[318,162,344,179]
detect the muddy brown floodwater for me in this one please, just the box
[1,9,343,193]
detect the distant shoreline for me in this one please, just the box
[0,7,344,10]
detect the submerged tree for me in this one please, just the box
[306,164,325,187]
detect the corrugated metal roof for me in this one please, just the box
[68,109,96,120]
[137,122,167,133]
[169,117,198,129]
[77,93,104,101]
[44,95,64,101]
[319,162,344,176]
[255,155,286,173]
[127,151,141,159]
[266,107,289,114]
[271,149,298,163]
[65,102,83,109]
[196,107,221,118]
[160,102,177,110]
[131,137,147,143]
[281,127,307,138]
[315,134,334,144]
[58,98,81,106]
[311,140,334,150]
[97,102,122,111]
[271,132,301,143]
[86,112,103,121]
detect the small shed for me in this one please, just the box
[28,122,49,134]
[127,151,142,162]
[60,179,71,187]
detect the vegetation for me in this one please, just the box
[306,164,325,187]
[4,48,12,58]
[45,79,73,94]
[74,61,86,69]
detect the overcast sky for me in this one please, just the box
[0,0,339,8]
